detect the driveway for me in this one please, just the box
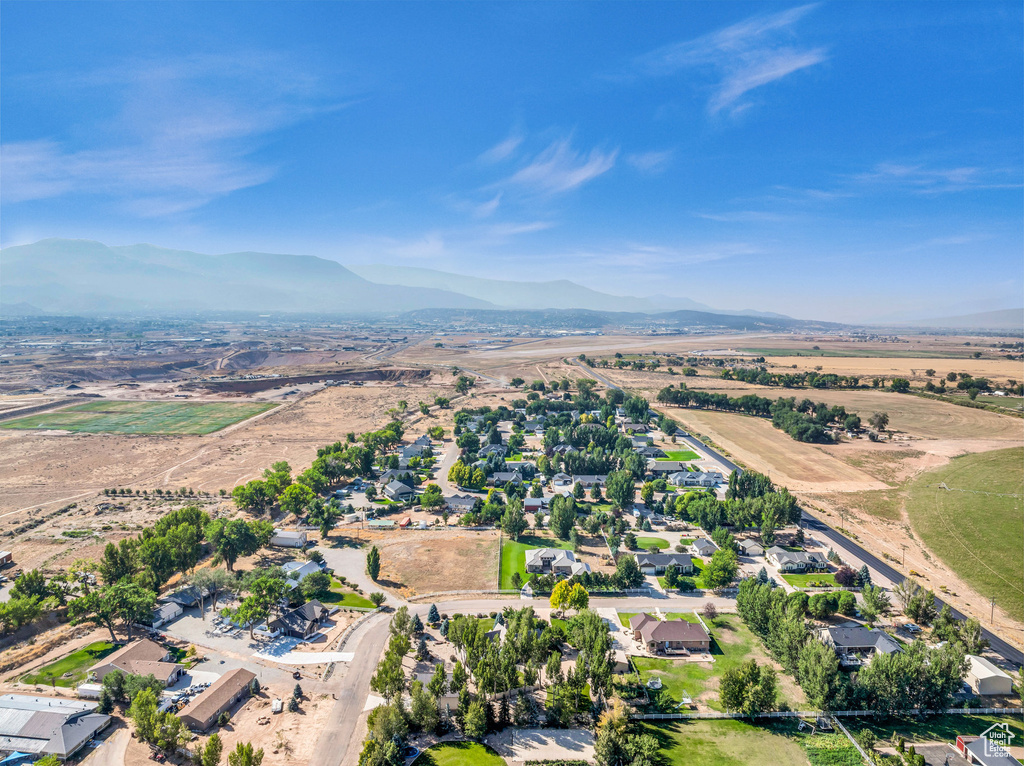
[79,725,129,766]
[254,635,354,664]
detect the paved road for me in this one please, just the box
[675,431,742,475]
[571,358,620,390]
[802,510,1023,667]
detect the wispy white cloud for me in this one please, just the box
[625,149,675,174]
[478,135,523,164]
[696,209,795,223]
[1,52,349,216]
[635,4,826,116]
[502,138,618,195]
[853,162,1020,194]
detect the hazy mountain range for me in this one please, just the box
[2,239,1020,331]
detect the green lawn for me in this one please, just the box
[640,719,812,766]
[22,641,117,687]
[631,615,802,712]
[634,536,671,550]
[320,579,375,608]
[618,611,701,627]
[658,557,707,589]
[656,450,700,461]
[906,447,1024,621]
[498,534,572,589]
[415,742,505,766]
[856,713,1024,745]
[782,573,839,589]
[0,401,276,435]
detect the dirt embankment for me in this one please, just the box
[187,368,430,394]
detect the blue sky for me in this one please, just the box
[2,1,1021,321]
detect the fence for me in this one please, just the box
[407,589,522,602]
[633,707,1024,721]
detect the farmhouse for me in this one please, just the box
[571,474,607,488]
[270,529,307,549]
[0,695,111,760]
[817,626,901,666]
[524,549,590,577]
[634,553,693,576]
[691,539,716,557]
[178,668,256,732]
[384,480,414,501]
[738,539,764,557]
[267,600,331,640]
[628,614,710,655]
[89,639,183,686]
[966,655,1014,696]
[446,494,479,513]
[767,546,827,572]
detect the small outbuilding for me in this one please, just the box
[966,655,1014,696]
[178,668,257,732]
[270,529,307,548]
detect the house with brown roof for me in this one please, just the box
[178,668,256,732]
[628,613,710,655]
[88,639,183,687]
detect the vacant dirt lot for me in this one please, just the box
[377,529,500,595]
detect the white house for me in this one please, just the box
[271,529,308,548]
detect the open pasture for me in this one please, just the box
[0,400,277,435]
[906,447,1024,622]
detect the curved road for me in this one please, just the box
[803,510,1023,666]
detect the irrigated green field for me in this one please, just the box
[498,534,572,589]
[1,400,277,435]
[906,447,1024,621]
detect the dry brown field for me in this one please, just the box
[377,529,500,596]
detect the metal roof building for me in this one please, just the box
[0,694,110,759]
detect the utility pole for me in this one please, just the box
[990,597,996,624]
[900,544,907,567]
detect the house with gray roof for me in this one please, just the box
[634,553,693,576]
[691,538,716,557]
[384,480,414,501]
[524,548,590,577]
[668,470,723,487]
[478,444,507,459]
[817,626,901,666]
[489,470,522,487]
[767,546,827,572]
[572,474,607,488]
[446,494,479,513]
[0,694,111,760]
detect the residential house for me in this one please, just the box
[446,494,479,513]
[524,498,548,514]
[270,529,307,549]
[628,614,710,655]
[478,444,508,459]
[691,539,716,557]
[668,471,723,487]
[817,626,901,666]
[144,602,183,628]
[0,695,111,761]
[89,639,183,687]
[966,655,1014,696]
[378,469,415,486]
[282,560,323,588]
[267,600,331,640]
[524,548,590,577]
[384,480,414,501]
[572,474,607,488]
[622,422,649,433]
[398,444,429,461]
[551,473,573,486]
[411,435,432,447]
[767,546,827,572]
[648,460,689,475]
[523,420,546,434]
[956,735,1020,766]
[738,539,764,557]
[551,444,575,456]
[178,668,256,732]
[489,471,522,487]
[634,553,693,576]
[164,586,207,609]
[635,446,666,459]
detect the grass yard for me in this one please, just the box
[631,615,804,712]
[320,578,375,608]
[856,713,1024,745]
[640,719,811,766]
[498,534,572,589]
[415,741,505,766]
[634,536,671,550]
[657,450,700,462]
[0,400,276,435]
[906,447,1024,622]
[618,611,701,627]
[658,557,707,589]
[22,641,117,687]
[782,573,839,589]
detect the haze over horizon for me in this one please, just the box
[2,2,1022,323]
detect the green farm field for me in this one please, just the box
[906,447,1024,622]
[657,450,700,461]
[0,400,277,435]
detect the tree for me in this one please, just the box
[614,554,643,589]
[369,592,386,608]
[861,584,890,624]
[702,601,718,622]
[719,659,777,718]
[409,683,439,734]
[205,519,270,572]
[129,687,160,742]
[869,412,889,432]
[278,483,315,516]
[856,564,872,587]
[550,580,572,612]
[369,653,406,702]
[227,742,265,766]
[198,733,224,766]
[500,499,528,541]
[420,483,444,512]
[798,640,842,710]
[70,580,156,642]
[366,546,381,580]
[232,480,273,514]
[427,603,440,624]
[463,699,487,739]
[604,471,636,510]
[566,583,589,613]
[308,500,340,540]
[301,570,332,600]
[702,548,739,591]
[548,495,576,540]
[237,576,287,638]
